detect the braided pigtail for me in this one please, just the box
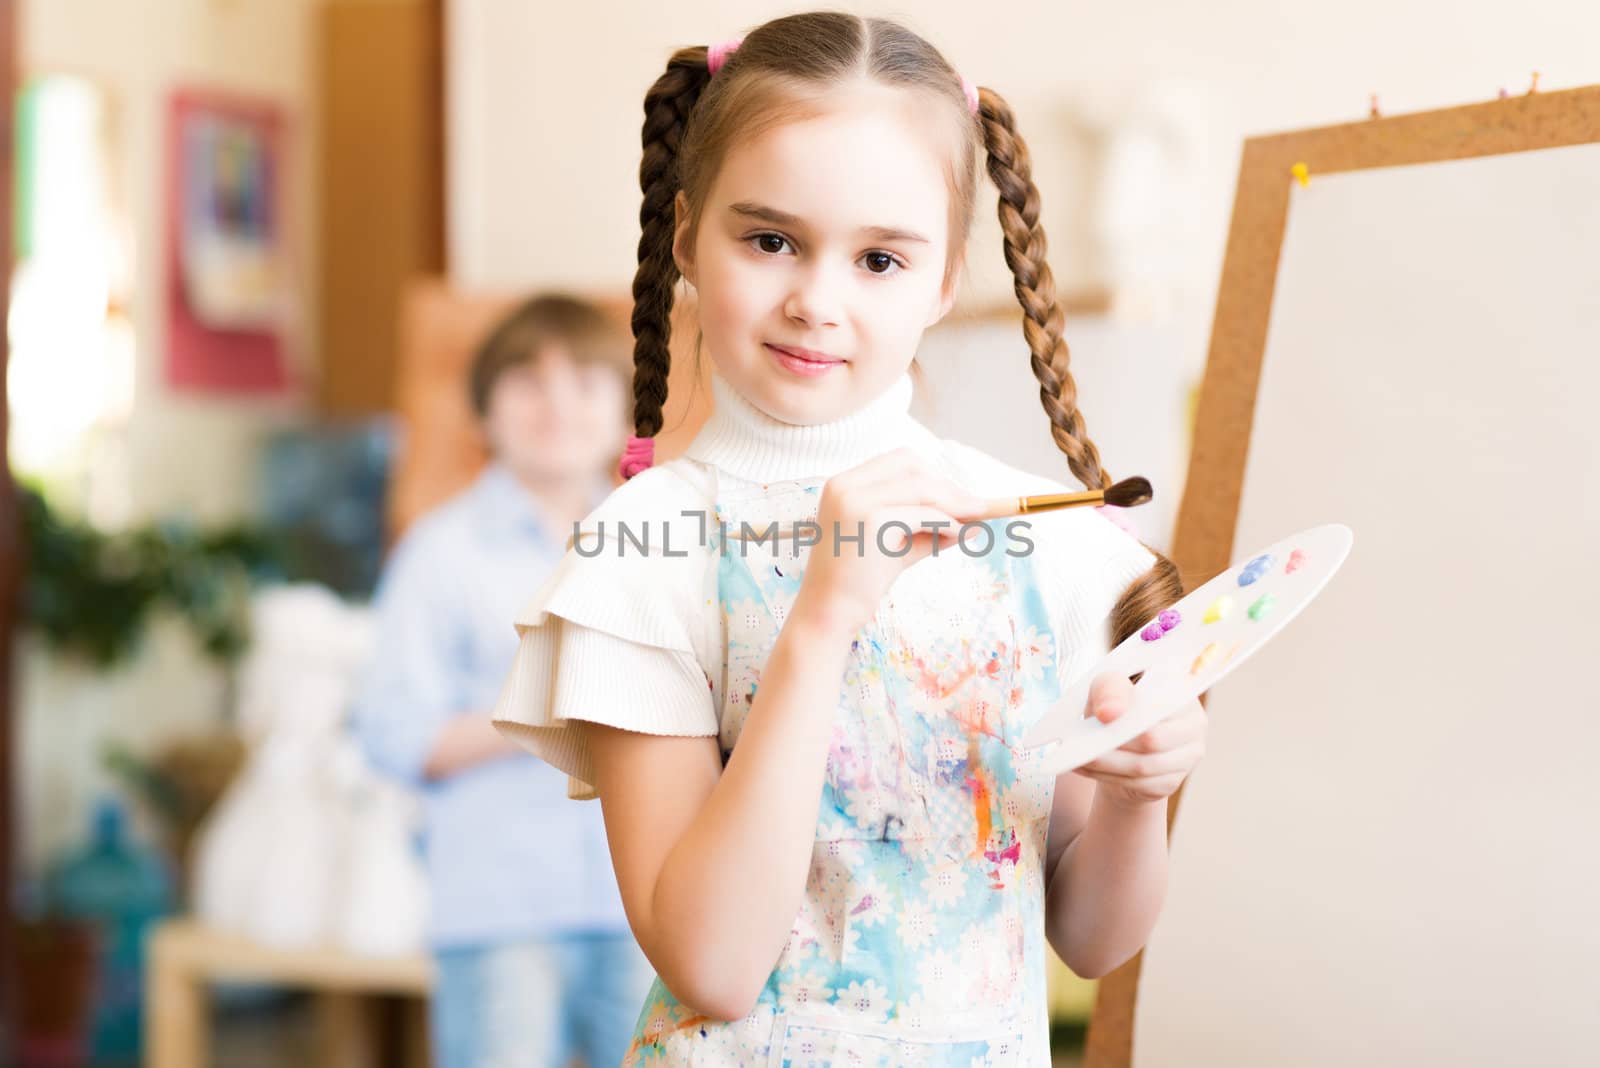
[976,85,1184,642]
[622,47,715,479]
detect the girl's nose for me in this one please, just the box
[783,265,844,329]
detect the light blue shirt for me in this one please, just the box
[352,463,628,948]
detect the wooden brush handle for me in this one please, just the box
[717,488,1112,543]
[975,489,1107,521]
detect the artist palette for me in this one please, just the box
[1019,523,1354,773]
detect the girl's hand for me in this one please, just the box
[792,447,984,636]
[1073,672,1207,807]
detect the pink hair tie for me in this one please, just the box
[960,75,980,116]
[618,434,656,480]
[706,36,744,76]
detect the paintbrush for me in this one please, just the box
[974,475,1152,521]
[720,474,1153,542]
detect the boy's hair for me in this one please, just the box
[625,12,1184,644]
[469,294,631,417]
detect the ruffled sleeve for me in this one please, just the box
[491,460,721,800]
[938,440,1159,680]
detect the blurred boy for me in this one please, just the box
[353,294,652,1068]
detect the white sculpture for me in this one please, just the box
[191,584,428,956]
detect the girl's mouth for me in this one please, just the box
[766,343,845,378]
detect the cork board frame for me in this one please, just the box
[1082,82,1600,1067]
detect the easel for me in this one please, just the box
[1084,82,1600,1067]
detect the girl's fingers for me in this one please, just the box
[1075,741,1205,780]
[820,494,978,555]
[869,506,964,553]
[864,481,984,526]
[1120,703,1207,753]
[1080,772,1190,801]
[1087,672,1135,724]
[833,450,948,505]
[833,451,985,520]
[827,446,922,491]
[848,445,927,479]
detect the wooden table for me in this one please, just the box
[145,919,434,1068]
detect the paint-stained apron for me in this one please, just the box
[624,472,1066,1068]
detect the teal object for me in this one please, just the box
[51,798,174,1063]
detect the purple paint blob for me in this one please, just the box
[1142,607,1183,642]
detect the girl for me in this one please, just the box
[494,13,1207,1066]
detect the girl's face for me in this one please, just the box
[675,84,960,426]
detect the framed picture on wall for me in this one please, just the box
[165,89,292,393]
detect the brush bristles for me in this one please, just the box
[1102,476,1153,509]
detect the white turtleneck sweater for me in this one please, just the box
[684,369,937,482]
[492,371,1157,800]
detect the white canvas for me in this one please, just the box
[1134,141,1600,1067]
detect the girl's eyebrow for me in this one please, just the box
[729,201,930,245]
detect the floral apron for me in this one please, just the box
[623,472,1066,1068]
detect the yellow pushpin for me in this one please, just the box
[1527,71,1541,95]
[1291,161,1310,188]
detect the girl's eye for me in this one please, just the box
[751,233,792,255]
[861,251,903,275]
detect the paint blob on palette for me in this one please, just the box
[1020,523,1354,774]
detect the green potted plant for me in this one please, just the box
[12,485,283,1063]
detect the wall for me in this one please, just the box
[17,0,320,873]
[447,0,1597,384]
[23,0,320,526]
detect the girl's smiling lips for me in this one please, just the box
[765,342,846,377]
